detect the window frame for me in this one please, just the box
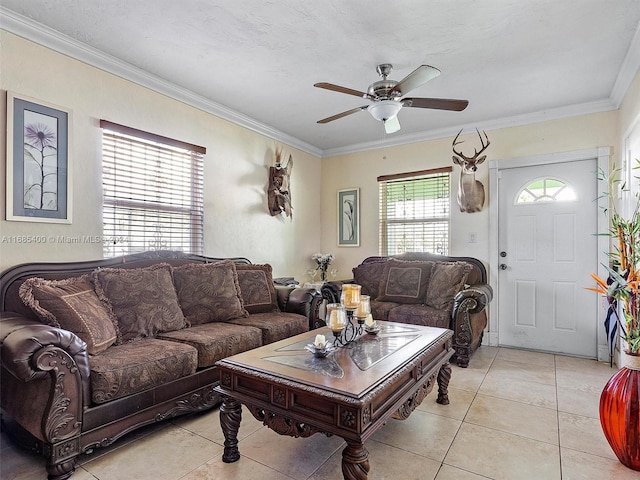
[100,120,205,257]
[378,166,452,256]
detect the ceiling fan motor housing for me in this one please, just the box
[367,80,401,100]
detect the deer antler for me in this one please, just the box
[452,128,490,161]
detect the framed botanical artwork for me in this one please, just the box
[337,188,359,247]
[6,92,72,223]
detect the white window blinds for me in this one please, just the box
[378,167,451,256]
[100,120,205,257]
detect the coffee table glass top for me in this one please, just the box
[218,321,450,398]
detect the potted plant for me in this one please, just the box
[589,158,639,471]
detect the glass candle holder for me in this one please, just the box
[340,284,362,310]
[355,295,371,323]
[326,303,346,333]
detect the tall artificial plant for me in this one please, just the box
[589,159,640,355]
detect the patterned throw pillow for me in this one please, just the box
[93,263,187,343]
[235,264,279,314]
[352,260,387,299]
[425,262,473,310]
[19,275,117,355]
[377,259,434,304]
[172,260,249,325]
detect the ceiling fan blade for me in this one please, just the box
[314,82,368,98]
[403,97,469,111]
[389,65,441,96]
[384,116,401,134]
[317,106,368,124]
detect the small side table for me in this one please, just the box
[302,281,325,292]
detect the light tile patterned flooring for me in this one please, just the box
[2,346,638,480]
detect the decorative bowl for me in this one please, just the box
[304,343,336,357]
[364,324,380,335]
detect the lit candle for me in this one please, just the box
[329,310,338,329]
[355,295,371,318]
[327,303,346,332]
[341,284,361,310]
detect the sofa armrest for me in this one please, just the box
[450,284,493,367]
[453,284,493,315]
[320,279,354,304]
[275,286,323,330]
[1,311,90,443]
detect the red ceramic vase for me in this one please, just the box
[599,354,640,471]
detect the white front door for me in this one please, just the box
[497,159,598,357]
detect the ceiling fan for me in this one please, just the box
[314,64,468,134]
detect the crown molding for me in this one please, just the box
[0,8,323,158]
[321,98,617,158]
[1,7,635,160]
[611,20,640,107]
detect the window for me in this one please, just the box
[515,177,576,204]
[100,120,205,257]
[378,167,451,256]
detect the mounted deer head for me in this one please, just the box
[452,128,490,213]
[268,148,293,217]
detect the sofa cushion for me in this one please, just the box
[89,338,197,404]
[370,300,401,321]
[235,264,279,314]
[19,275,117,355]
[228,312,308,345]
[93,263,187,343]
[352,260,387,299]
[157,322,262,368]
[377,259,434,304]
[425,262,473,310]
[388,304,451,329]
[172,260,249,325]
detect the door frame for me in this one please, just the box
[488,147,611,360]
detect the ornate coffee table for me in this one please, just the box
[214,321,453,480]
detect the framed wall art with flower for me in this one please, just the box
[337,188,359,247]
[6,92,72,223]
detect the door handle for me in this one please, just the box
[500,264,508,270]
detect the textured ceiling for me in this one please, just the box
[2,1,639,156]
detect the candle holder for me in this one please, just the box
[325,302,363,347]
[326,303,347,345]
[331,284,363,347]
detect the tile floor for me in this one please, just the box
[2,346,638,480]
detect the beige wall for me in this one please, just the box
[321,110,622,277]
[1,30,637,286]
[0,32,322,280]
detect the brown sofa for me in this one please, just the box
[322,252,492,367]
[0,251,321,480]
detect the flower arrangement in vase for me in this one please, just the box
[588,158,639,471]
[311,253,334,282]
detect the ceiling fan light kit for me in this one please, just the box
[367,100,402,122]
[314,64,468,134]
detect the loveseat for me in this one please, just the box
[0,251,321,480]
[322,252,492,367]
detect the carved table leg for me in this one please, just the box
[436,361,451,405]
[220,395,242,463]
[341,441,370,480]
